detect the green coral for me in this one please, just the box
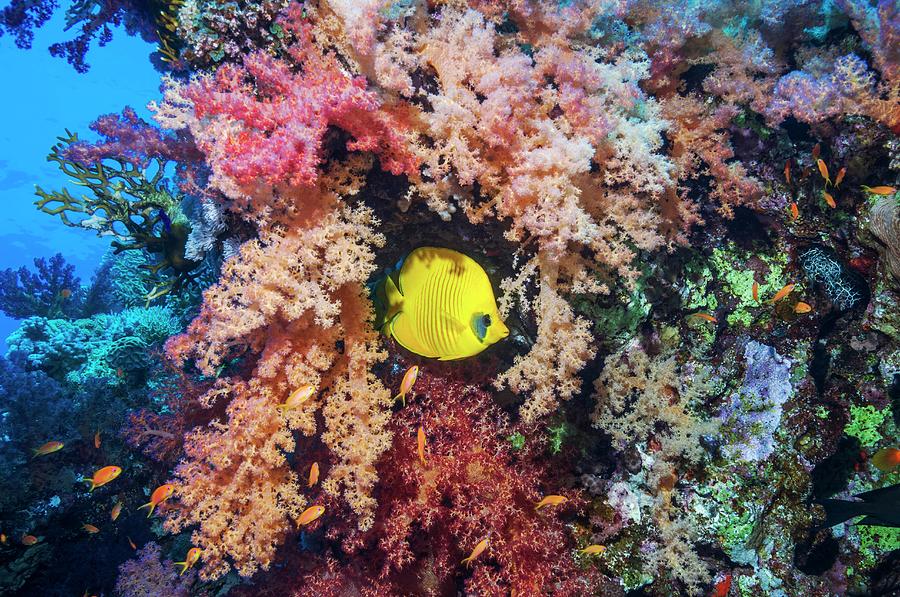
[34,130,200,303]
[844,405,887,446]
[547,422,570,454]
[709,245,791,327]
[506,432,526,450]
[856,525,900,569]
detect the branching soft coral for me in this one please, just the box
[496,256,596,424]
[163,378,309,579]
[171,3,417,202]
[164,198,393,577]
[661,94,763,217]
[592,340,718,593]
[293,371,615,596]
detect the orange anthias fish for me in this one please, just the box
[861,185,897,195]
[834,167,846,188]
[769,284,795,304]
[0,533,7,545]
[21,534,39,546]
[395,365,419,407]
[82,523,100,534]
[110,501,123,521]
[812,142,821,160]
[299,505,325,526]
[277,385,315,412]
[535,495,568,510]
[794,302,813,314]
[308,462,320,488]
[816,159,831,186]
[127,536,137,550]
[417,426,427,466]
[752,281,759,302]
[784,159,791,185]
[690,312,717,324]
[871,447,900,472]
[461,537,489,566]
[711,572,732,597]
[84,466,122,492]
[174,547,202,576]
[60,288,72,299]
[580,544,606,555]
[823,191,836,209]
[789,202,800,221]
[32,441,64,458]
[94,431,101,449]
[138,484,175,517]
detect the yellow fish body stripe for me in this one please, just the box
[384,247,508,360]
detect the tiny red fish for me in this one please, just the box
[417,426,427,466]
[127,536,137,550]
[84,466,122,492]
[394,366,419,406]
[794,302,813,314]
[174,547,201,576]
[784,159,791,185]
[861,185,897,195]
[299,505,325,526]
[111,501,123,521]
[60,288,72,299]
[752,281,759,302]
[770,284,795,304]
[789,202,799,221]
[138,484,175,517]
[461,537,489,566]
[277,385,315,412]
[871,447,900,472]
[580,544,606,555]
[308,462,319,488]
[32,441,64,458]
[21,534,39,546]
[535,495,568,510]
[94,431,101,449]
[816,159,831,186]
[823,191,836,209]
[834,167,846,188]
[690,312,717,324]
[812,142,820,160]
[82,523,100,534]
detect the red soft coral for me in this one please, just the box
[286,371,615,596]
[182,4,417,193]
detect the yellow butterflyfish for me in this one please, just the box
[382,247,509,360]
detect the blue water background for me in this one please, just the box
[0,13,159,350]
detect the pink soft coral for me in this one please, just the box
[181,4,417,193]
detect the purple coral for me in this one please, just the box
[62,107,201,170]
[719,341,793,462]
[114,542,195,597]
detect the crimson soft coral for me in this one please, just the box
[288,371,616,596]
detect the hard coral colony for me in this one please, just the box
[0,0,898,596]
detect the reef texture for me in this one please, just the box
[0,0,898,596]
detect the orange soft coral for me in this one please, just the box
[164,200,394,577]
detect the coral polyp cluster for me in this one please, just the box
[0,0,898,595]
